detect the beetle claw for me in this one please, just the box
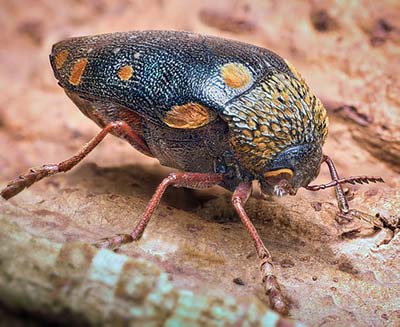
[93,234,134,250]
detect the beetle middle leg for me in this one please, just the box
[232,182,288,315]
[1,121,150,200]
[94,172,223,249]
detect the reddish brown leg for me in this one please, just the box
[94,172,223,249]
[232,182,288,315]
[323,155,349,215]
[1,121,150,200]
[307,155,384,227]
[322,155,365,224]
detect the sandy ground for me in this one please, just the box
[0,0,399,326]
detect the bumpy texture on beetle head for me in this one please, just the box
[222,64,328,196]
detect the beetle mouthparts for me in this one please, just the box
[273,179,296,197]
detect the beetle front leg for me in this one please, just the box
[321,155,384,226]
[94,172,223,249]
[1,121,150,200]
[232,182,288,315]
[322,155,350,215]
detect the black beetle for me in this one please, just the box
[1,30,383,314]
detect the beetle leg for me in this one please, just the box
[322,155,350,214]
[1,121,150,200]
[232,182,288,315]
[94,172,223,249]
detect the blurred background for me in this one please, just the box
[0,1,399,326]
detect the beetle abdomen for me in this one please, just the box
[50,30,293,124]
[143,118,231,173]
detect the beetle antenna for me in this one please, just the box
[306,176,384,191]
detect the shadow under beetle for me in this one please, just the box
[1,31,383,314]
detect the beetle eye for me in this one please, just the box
[263,168,294,185]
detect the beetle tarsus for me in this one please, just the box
[263,275,289,315]
[1,165,59,200]
[261,258,289,315]
[0,121,148,200]
[94,234,134,250]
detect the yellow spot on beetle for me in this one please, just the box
[264,168,293,179]
[69,58,88,86]
[118,65,133,81]
[221,63,251,89]
[264,168,294,186]
[54,49,68,69]
[164,102,211,129]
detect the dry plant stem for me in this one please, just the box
[0,121,149,200]
[94,172,223,249]
[232,182,289,315]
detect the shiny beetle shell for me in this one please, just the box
[50,30,328,194]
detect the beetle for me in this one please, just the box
[1,30,383,314]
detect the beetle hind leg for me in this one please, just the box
[94,172,223,249]
[1,121,150,200]
[232,182,289,315]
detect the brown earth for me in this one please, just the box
[0,1,399,326]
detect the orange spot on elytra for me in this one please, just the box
[69,58,88,86]
[264,168,293,179]
[54,49,68,69]
[117,65,133,81]
[221,63,251,89]
[164,102,210,129]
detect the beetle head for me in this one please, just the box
[260,143,323,197]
